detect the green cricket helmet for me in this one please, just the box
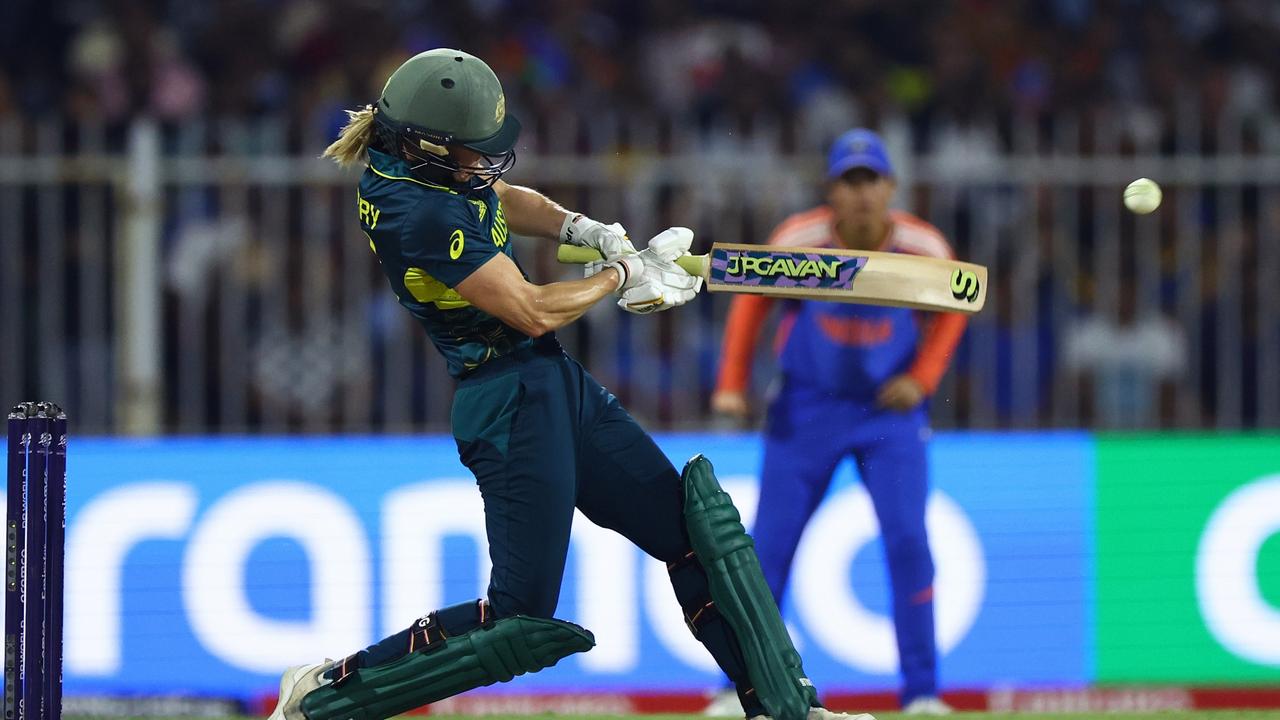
[374,49,521,188]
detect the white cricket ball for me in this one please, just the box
[1124,177,1162,215]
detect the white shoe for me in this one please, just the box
[902,696,953,715]
[748,708,876,720]
[268,660,332,720]
[704,688,744,717]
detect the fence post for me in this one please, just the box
[116,120,162,434]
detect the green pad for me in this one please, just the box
[682,454,818,720]
[301,616,594,720]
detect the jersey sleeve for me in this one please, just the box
[716,294,776,393]
[885,210,962,394]
[400,198,499,289]
[907,312,967,395]
[716,213,816,393]
[889,211,969,395]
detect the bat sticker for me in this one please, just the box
[712,248,867,289]
[950,268,981,302]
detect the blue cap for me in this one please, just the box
[826,128,893,179]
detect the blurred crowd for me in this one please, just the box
[1,0,1277,142]
[2,0,1278,433]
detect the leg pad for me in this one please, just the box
[682,454,818,720]
[301,616,593,720]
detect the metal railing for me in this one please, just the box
[1,109,1277,434]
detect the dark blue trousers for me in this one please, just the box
[753,381,938,706]
[450,343,693,617]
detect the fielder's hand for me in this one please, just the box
[560,214,636,267]
[592,227,703,314]
[876,373,925,411]
[710,390,750,419]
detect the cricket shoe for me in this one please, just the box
[902,696,953,715]
[268,659,332,720]
[749,708,876,720]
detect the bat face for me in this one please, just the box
[703,242,987,313]
[554,241,987,313]
[710,246,869,291]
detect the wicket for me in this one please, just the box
[4,402,65,720]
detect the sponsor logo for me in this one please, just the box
[68,434,1103,694]
[449,229,465,259]
[816,315,892,347]
[725,253,842,280]
[988,688,1193,713]
[1196,475,1280,665]
[417,138,449,157]
[950,268,980,302]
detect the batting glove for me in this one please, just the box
[560,214,637,273]
[591,227,702,314]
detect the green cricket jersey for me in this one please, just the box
[357,149,537,377]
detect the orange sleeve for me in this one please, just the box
[716,294,776,393]
[907,312,968,395]
[717,207,827,393]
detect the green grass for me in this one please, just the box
[62,707,1280,712]
[472,715,1275,720]
[413,715,1271,720]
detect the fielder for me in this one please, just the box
[267,49,874,720]
[710,130,968,716]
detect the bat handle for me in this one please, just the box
[556,244,707,278]
[556,244,606,265]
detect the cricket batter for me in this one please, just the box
[710,130,967,716]
[267,49,874,720]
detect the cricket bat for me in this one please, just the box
[557,242,987,313]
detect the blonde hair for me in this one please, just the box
[322,105,377,168]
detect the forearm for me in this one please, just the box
[496,182,570,239]
[507,270,620,337]
[456,251,630,337]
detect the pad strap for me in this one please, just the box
[408,612,448,654]
[667,550,699,572]
[684,599,720,636]
[331,654,359,688]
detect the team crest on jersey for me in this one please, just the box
[469,198,487,221]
